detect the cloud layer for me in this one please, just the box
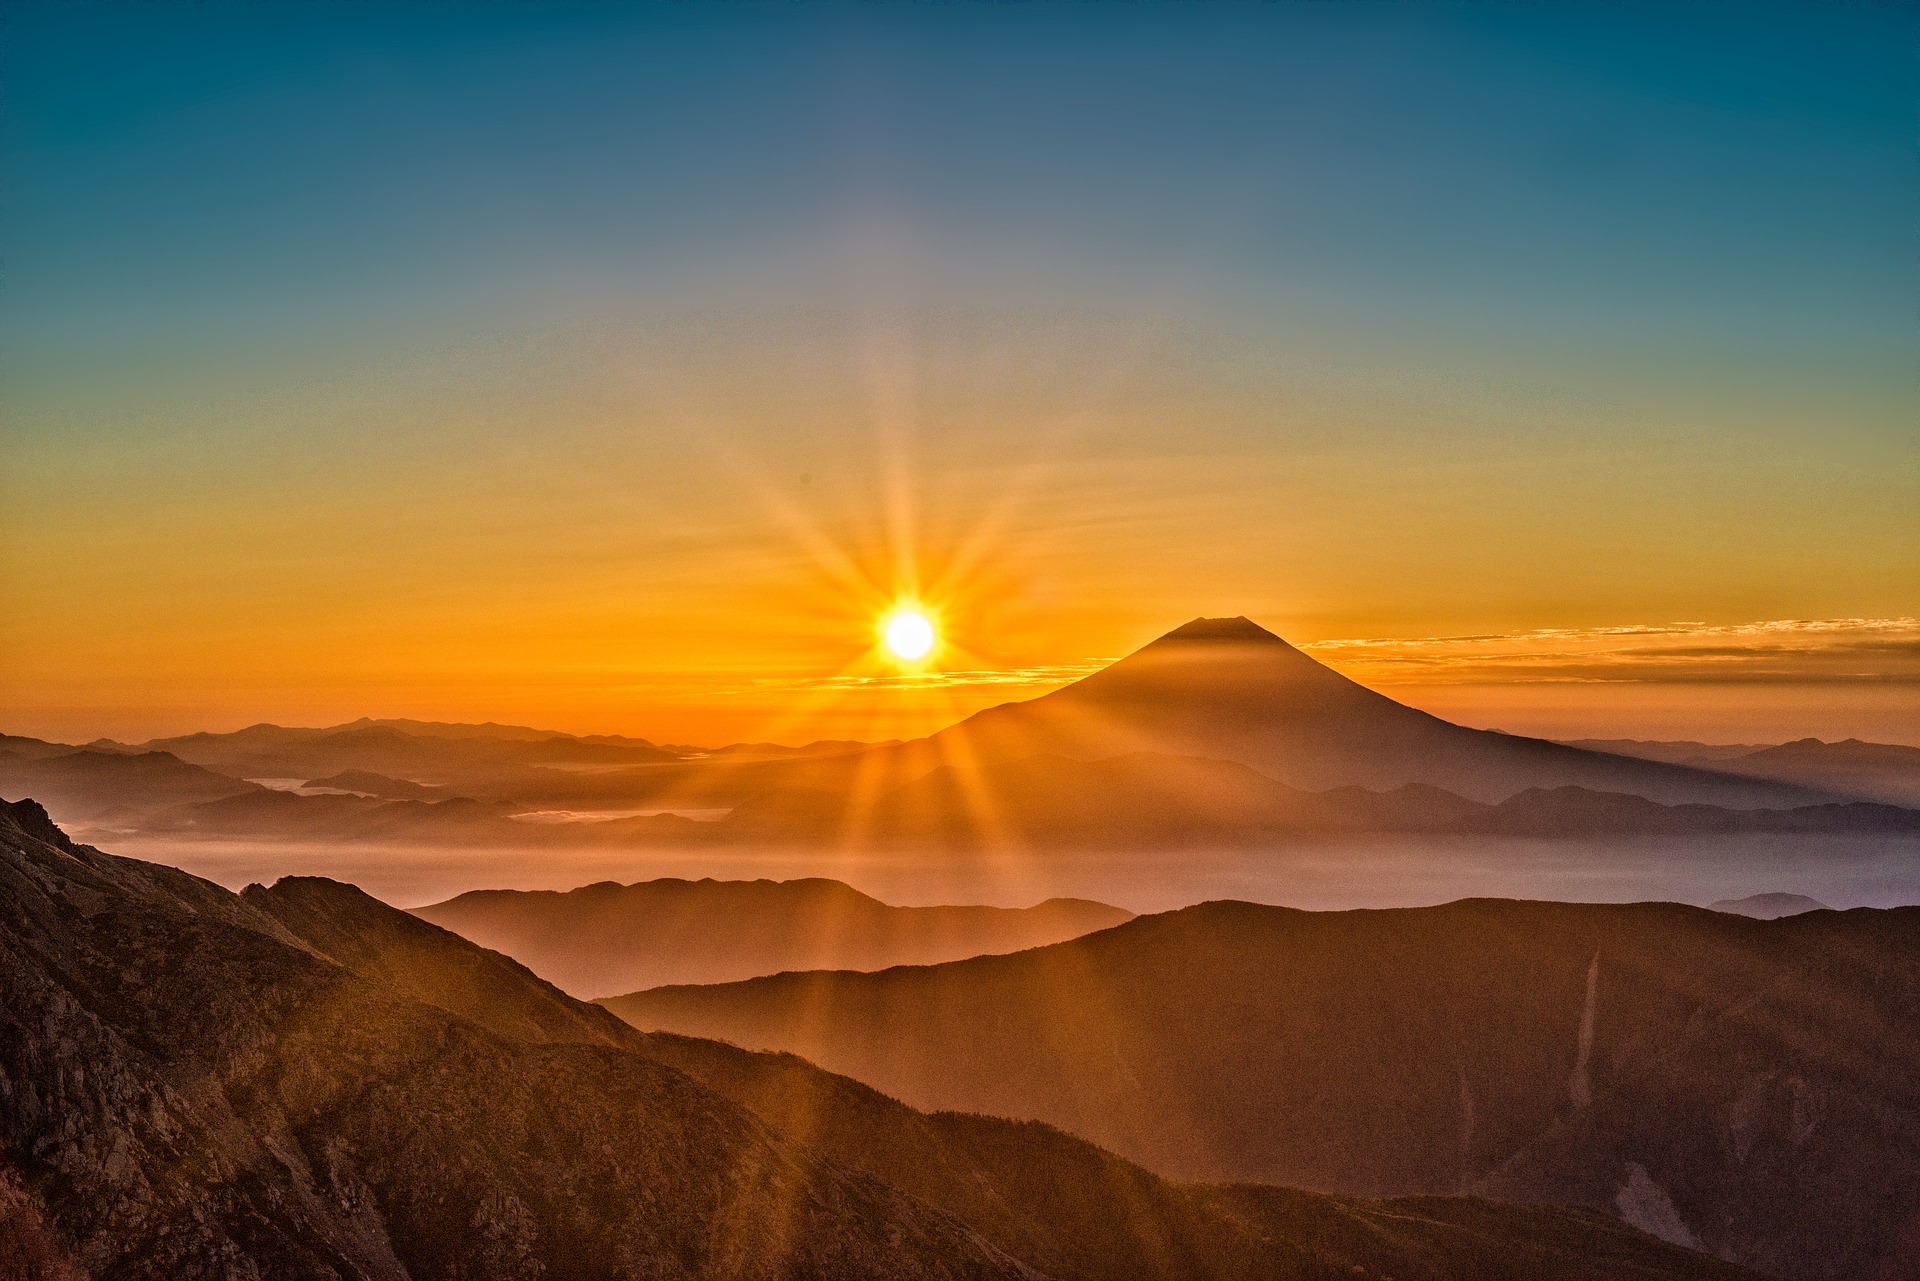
[1300,618,1920,686]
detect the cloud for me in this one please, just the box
[1298,618,1920,686]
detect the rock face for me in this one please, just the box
[0,796,1765,1281]
[606,897,1920,1281]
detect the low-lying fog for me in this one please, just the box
[101,832,1920,915]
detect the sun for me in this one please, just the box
[881,608,937,662]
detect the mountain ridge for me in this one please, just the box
[603,893,1920,1280]
[0,795,1759,1280]
[410,877,1135,995]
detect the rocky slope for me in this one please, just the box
[0,796,1761,1280]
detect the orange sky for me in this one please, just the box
[5,304,1917,747]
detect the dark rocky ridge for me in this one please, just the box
[0,796,1761,1280]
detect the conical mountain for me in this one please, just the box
[924,617,1818,805]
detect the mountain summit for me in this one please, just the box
[925,617,1819,805]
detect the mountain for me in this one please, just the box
[1566,736,1920,807]
[0,733,86,760]
[411,877,1134,996]
[0,749,260,823]
[302,768,451,799]
[1718,738,1920,807]
[904,618,1827,806]
[1564,738,1769,764]
[1709,892,1830,919]
[604,897,1920,1280]
[0,799,1028,1278]
[79,750,1915,852]
[0,798,1755,1281]
[732,749,1918,849]
[134,720,682,781]
[133,787,710,845]
[1445,786,1920,837]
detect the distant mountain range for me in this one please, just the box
[412,878,1133,996]
[8,617,1918,851]
[1708,892,1829,919]
[0,798,1757,1280]
[603,896,1920,1280]
[1567,736,1920,807]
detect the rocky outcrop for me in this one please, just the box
[0,799,1033,1279]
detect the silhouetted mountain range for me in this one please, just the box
[0,797,1757,1280]
[0,748,261,820]
[604,896,1920,1280]
[13,618,1917,852]
[1570,736,1920,807]
[1708,892,1830,919]
[729,751,1919,848]
[412,878,1133,996]
[302,768,451,798]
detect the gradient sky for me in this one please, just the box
[4,0,1916,745]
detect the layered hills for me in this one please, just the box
[604,896,1920,1280]
[1572,737,1920,808]
[12,618,1917,854]
[0,796,1755,1280]
[413,878,1133,996]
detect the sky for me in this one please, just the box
[3,0,1916,746]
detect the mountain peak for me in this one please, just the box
[1155,616,1285,645]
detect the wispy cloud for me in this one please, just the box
[1299,617,1920,685]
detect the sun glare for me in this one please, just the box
[882,609,937,662]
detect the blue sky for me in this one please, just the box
[9,0,1912,379]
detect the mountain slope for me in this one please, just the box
[241,869,1760,1281]
[0,798,1036,1279]
[911,618,1825,806]
[0,796,1758,1281]
[605,897,1920,1280]
[1568,737,1920,806]
[0,749,259,823]
[411,877,1133,996]
[1722,738,1920,807]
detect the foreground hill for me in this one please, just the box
[606,897,1920,1280]
[413,877,1133,995]
[0,797,1753,1280]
